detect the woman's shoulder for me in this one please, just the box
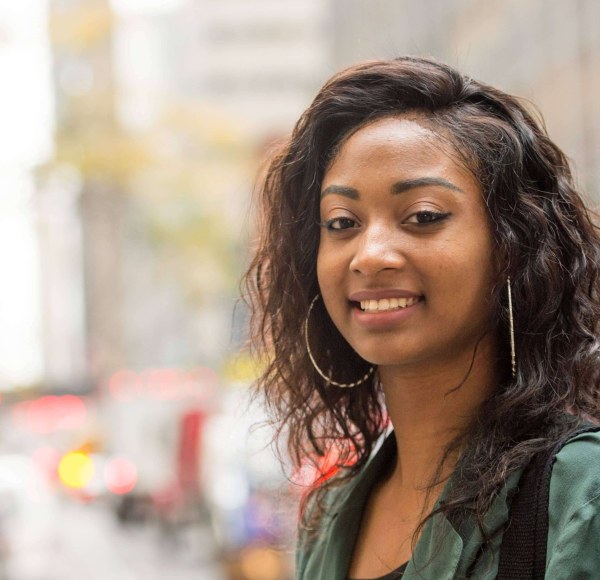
[550,428,600,504]
[296,462,372,549]
[296,436,396,579]
[546,429,600,574]
[295,476,365,580]
[550,428,600,520]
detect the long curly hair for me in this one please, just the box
[242,56,600,542]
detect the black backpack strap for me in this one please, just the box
[497,425,600,579]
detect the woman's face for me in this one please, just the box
[317,116,497,370]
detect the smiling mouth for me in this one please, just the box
[352,296,422,313]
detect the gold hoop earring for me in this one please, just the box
[304,294,375,388]
[507,277,516,378]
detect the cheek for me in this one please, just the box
[429,236,495,306]
[316,244,326,292]
[316,239,339,290]
[317,255,334,306]
[453,240,496,318]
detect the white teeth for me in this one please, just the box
[359,296,420,312]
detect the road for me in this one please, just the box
[2,498,225,580]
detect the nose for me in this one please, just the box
[349,224,406,276]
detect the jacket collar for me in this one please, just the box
[302,432,519,579]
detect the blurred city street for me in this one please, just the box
[1,1,599,578]
[3,498,224,580]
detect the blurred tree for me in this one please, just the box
[39,0,255,383]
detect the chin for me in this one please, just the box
[353,345,412,368]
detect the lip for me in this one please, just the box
[352,299,422,329]
[349,289,422,302]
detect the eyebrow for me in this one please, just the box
[392,177,463,195]
[320,177,463,199]
[320,185,359,199]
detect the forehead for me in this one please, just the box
[323,116,476,188]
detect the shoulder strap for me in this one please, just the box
[497,424,600,580]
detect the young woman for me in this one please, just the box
[243,57,600,579]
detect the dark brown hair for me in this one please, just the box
[243,56,600,544]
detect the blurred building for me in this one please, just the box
[37,0,121,390]
[330,0,600,201]
[29,0,600,403]
[450,0,600,201]
[35,0,339,394]
[171,0,332,135]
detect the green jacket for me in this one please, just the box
[296,431,600,579]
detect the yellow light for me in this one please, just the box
[58,451,94,489]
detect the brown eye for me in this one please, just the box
[406,211,451,225]
[323,217,358,231]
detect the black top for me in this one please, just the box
[349,561,408,580]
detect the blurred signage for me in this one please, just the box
[107,366,218,402]
[11,394,87,434]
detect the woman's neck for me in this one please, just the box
[378,336,498,490]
